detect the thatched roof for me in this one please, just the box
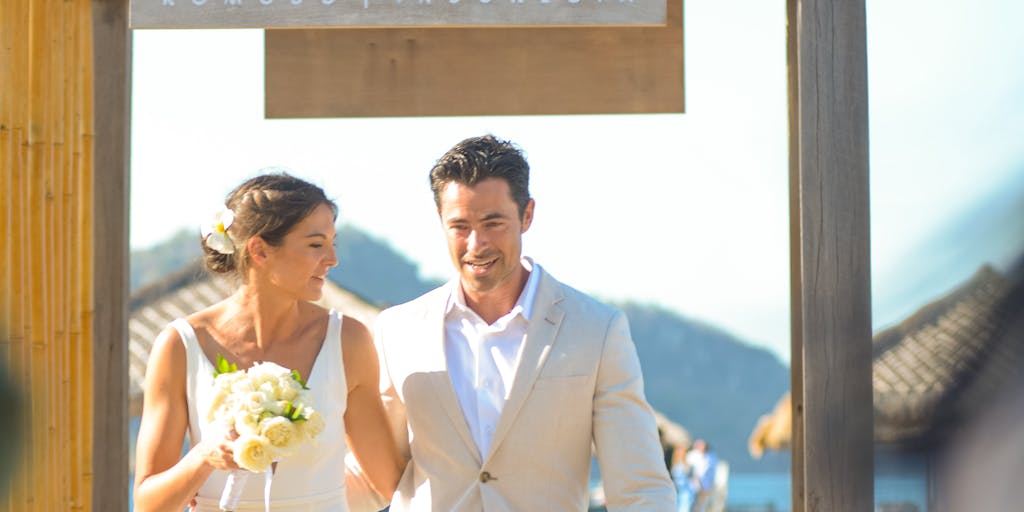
[747,392,791,459]
[128,261,379,415]
[873,264,1024,444]
[750,263,1024,455]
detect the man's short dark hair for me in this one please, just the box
[429,135,531,217]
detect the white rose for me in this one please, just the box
[233,410,259,437]
[258,380,281,401]
[277,376,301,401]
[260,416,300,453]
[208,407,226,424]
[298,409,325,441]
[266,400,287,416]
[242,391,269,413]
[211,379,228,395]
[233,434,274,473]
[230,375,256,394]
[249,361,291,382]
[206,388,230,423]
[251,373,273,393]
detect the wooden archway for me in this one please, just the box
[1,0,872,509]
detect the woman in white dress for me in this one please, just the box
[133,173,404,511]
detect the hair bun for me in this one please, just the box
[202,241,237,274]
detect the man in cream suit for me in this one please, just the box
[374,135,675,511]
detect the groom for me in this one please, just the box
[371,134,675,511]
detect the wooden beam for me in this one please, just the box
[264,0,683,118]
[129,0,667,29]
[92,0,131,510]
[788,0,873,511]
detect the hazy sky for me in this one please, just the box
[129,0,1024,363]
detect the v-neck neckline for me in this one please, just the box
[189,312,334,386]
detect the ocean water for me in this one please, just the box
[727,472,928,512]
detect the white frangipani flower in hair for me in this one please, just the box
[200,208,235,254]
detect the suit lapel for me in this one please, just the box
[417,291,481,463]
[483,270,564,462]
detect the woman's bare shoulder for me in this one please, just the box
[182,301,230,331]
[143,323,190,397]
[340,315,373,349]
[340,315,378,384]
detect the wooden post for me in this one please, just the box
[788,0,873,511]
[92,0,131,510]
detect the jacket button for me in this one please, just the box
[480,471,495,483]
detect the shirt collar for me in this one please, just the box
[446,257,542,322]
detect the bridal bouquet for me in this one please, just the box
[208,356,325,511]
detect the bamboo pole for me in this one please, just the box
[50,16,65,493]
[79,2,96,503]
[30,5,49,508]
[67,3,82,501]
[0,0,95,508]
[0,0,13,348]
[29,4,46,510]
[47,3,63,508]
[9,0,30,495]
[0,6,25,508]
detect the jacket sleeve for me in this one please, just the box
[592,310,677,511]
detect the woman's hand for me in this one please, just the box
[193,435,241,472]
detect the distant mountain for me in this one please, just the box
[130,229,202,291]
[131,224,789,473]
[328,225,443,308]
[619,302,790,473]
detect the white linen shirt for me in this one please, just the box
[443,258,542,458]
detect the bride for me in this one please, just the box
[133,173,403,511]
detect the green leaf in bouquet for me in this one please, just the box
[282,401,306,422]
[213,353,239,377]
[291,369,309,390]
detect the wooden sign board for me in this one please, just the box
[265,0,683,117]
[129,0,666,29]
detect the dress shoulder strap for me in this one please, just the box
[324,309,347,407]
[169,318,200,350]
[168,318,207,444]
[329,308,343,357]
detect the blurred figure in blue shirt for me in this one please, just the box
[672,439,718,512]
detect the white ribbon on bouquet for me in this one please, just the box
[218,465,275,512]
